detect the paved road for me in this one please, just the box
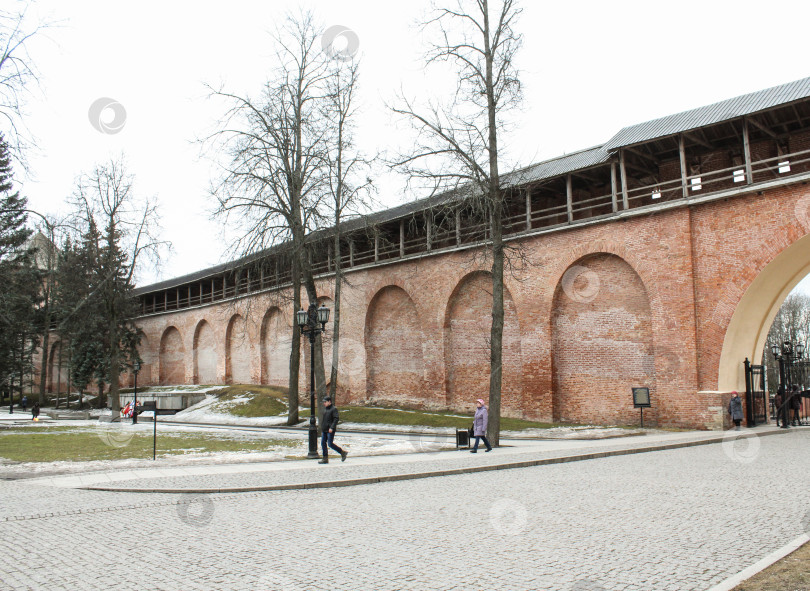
[1,429,809,590]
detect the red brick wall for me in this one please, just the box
[127,180,810,429]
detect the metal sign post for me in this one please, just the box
[140,401,160,460]
[632,387,651,428]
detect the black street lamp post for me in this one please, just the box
[296,303,331,459]
[771,340,804,429]
[132,360,141,425]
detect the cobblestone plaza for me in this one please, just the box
[1,429,808,590]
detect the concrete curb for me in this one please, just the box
[705,533,809,591]
[82,429,788,494]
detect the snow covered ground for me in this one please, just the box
[0,389,648,477]
[0,418,452,478]
[164,393,290,426]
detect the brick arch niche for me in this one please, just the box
[365,286,426,405]
[159,327,185,385]
[444,271,523,415]
[193,320,217,384]
[260,307,290,387]
[225,314,252,384]
[551,254,655,425]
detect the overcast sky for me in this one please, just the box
[14,0,810,293]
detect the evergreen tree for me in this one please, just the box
[0,132,40,406]
[54,220,106,408]
[68,158,159,410]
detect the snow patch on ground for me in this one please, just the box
[0,420,448,477]
[167,394,290,427]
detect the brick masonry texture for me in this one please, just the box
[43,183,810,429]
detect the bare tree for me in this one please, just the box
[0,2,53,168]
[72,157,165,411]
[763,292,810,391]
[205,12,332,424]
[390,0,523,445]
[322,58,374,401]
[28,213,60,406]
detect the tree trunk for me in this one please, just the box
[487,204,504,447]
[55,343,63,409]
[484,0,503,446]
[108,329,120,411]
[288,251,301,425]
[38,298,50,406]
[329,227,342,401]
[66,348,72,410]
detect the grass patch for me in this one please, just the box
[0,426,297,463]
[207,385,288,417]
[337,406,572,431]
[733,540,810,590]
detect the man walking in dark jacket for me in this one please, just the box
[319,397,347,464]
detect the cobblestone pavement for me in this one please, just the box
[73,431,755,492]
[1,429,808,590]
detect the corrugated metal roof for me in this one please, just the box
[134,148,615,295]
[505,146,611,185]
[603,76,810,150]
[132,251,268,296]
[136,76,810,296]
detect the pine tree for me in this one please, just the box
[0,133,41,406]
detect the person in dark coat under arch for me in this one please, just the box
[728,391,744,430]
[790,384,803,426]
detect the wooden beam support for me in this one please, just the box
[610,162,618,213]
[349,238,354,267]
[619,150,629,209]
[683,131,713,150]
[742,118,753,185]
[623,161,655,176]
[525,188,531,230]
[747,116,777,138]
[426,214,432,252]
[625,145,658,166]
[566,174,573,223]
[374,229,379,262]
[399,219,405,257]
[679,134,688,199]
[455,209,462,245]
